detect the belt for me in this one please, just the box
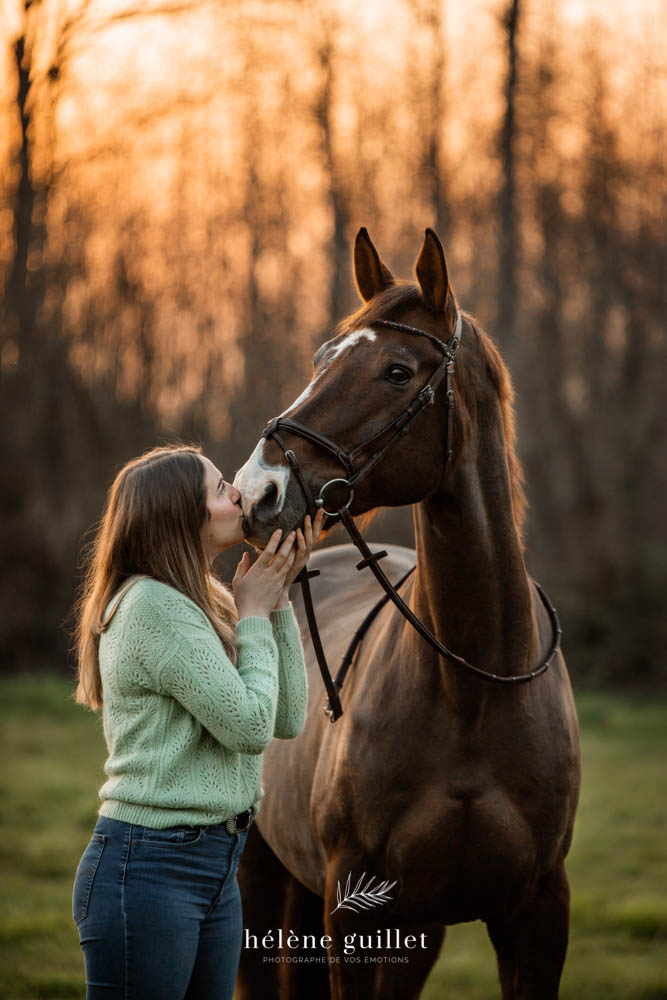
[224,808,254,835]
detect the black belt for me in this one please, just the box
[225,808,254,835]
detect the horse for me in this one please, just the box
[233,228,581,999]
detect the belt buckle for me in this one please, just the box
[225,809,252,835]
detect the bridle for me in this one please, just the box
[262,312,561,722]
[263,313,462,520]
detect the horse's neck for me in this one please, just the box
[411,408,534,715]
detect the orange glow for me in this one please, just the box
[1,0,664,427]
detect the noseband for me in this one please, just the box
[262,313,561,721]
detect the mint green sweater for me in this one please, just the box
[97,577,307,828]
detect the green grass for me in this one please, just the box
[1,678,666,999]
[0,677,107,998]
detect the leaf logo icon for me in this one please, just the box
[330,872,397,915]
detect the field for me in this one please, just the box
[1,677,666,999]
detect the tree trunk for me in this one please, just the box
[3,32,46,358]
[497,0,520,355]
[412,0,449,238]
[314,26,351,326]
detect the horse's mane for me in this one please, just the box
[336,284,527,544]
[464,315,527,546]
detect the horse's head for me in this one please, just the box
[235,228,467,547]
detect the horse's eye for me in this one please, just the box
[385,366,411,385]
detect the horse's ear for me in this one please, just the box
[416,228,456,316]
[354,228,395,302]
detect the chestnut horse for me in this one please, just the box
[234,229,580,999]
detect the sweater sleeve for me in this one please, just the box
[152,593,280,756]
[269,605,308,739]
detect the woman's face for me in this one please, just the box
[200,456,245,561]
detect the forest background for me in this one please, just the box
[1,0,665,690]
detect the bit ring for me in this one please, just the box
[315,478,354,516]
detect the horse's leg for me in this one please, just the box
[236,825,288,1000]
[236,824,330,1000]
[277,872,330,1000]
[486,861,570,1000]
[322,859,445,1000]
[360,923,445,1000]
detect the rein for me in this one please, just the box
[262,314,561,722]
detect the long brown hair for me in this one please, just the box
[74,445,238,710]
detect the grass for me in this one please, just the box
[1,677,666,999]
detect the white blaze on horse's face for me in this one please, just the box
[234,328,377,525]
[278,328,377,418]
[322,327,377,365]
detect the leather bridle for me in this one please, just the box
[262,313,561,722]
[263,313,463,520]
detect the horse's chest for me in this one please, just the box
[389,786,542,920]
[314,726,570,921]
[318,778,541,923]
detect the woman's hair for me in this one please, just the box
[74,445,238,710]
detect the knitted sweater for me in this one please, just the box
[97,577,307,828]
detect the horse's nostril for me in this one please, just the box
[257,481,279,512]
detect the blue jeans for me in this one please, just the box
[73,815,248,999]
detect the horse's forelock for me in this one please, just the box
[335,283,424,337]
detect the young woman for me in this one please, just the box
[72,444,323,1000]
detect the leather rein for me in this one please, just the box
[262,314,561,722]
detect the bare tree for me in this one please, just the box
[2,0,89,355]
[497,0,520,354]
[312,11,353,326]
[408,0,449,237]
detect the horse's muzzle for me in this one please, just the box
[240,494,307,549]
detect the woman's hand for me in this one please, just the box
[232,529,298,620]
[274,510,325,609]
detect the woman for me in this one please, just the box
[72,444,323,1000]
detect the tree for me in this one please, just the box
[497,0,520,356]
[407,0,449,237]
